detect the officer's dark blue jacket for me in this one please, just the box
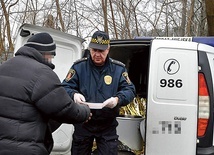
[62,55,136,131]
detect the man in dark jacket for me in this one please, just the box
[0,32,91,155]
[62,31,136,155]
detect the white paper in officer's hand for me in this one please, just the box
[83,102,108,109]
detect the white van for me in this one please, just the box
[110,37,214,155]
[14,24,214,155]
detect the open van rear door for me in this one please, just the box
[146,39,198,155]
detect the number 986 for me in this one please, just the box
[160,79,183,88]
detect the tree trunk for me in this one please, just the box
[101,0,108,33]
[132,1,141,37]
[74,0,80,36]
[180,0,187,36]
[186,0,195,36]
[0,0,17,53]
[45,14,55,29]
[0,24,4,57]
[55,0,65,32]
[109,0,118,39]
[198,0,207,36]
[205,0,214,36]
[120,0,131,38]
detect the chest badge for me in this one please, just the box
[104,75,112,85]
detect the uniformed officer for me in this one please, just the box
[62,30,136,155]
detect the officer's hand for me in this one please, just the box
[74,93,85,104]
[103,97,118,109]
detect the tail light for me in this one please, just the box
[198,73,210,137]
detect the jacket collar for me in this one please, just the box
[88,55,113,72]
[15,46,55,69]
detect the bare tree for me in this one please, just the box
[0,0,213,63]
[119,0,131,38]
[186,0,195,36]
[1,0,16,52]
[152,1,165,36]
[180,0,187,36]
[109,0,118,39]
[0,19,4,58]
[102,0,108,33]
[130,0,141,37]
[205,0,214,35]
[55,0,65,32]
[0,0,18,55]
[44,14,55,28]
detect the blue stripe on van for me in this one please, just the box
[193,37,214,48]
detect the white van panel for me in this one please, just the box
[14,24,84,82]
[51,124,74,155]
[156,49,188,101]
[146,40,198,155]
[53,41,80,82]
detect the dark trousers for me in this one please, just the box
[71,124,118,155]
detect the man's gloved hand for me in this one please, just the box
[74,93,85,104]
[103,97,118,109]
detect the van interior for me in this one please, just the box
[109,43,150,98]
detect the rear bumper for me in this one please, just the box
[197,146,214,155]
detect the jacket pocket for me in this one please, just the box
[103,135,119,154]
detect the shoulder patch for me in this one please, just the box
[74,57,88,64]
[65,69,75,82]
[110,58,125,67]
[122,72,131,85]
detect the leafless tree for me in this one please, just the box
[1,0,214,62]
[180,0,187,36]
[109,0,118,39]
[205,0,214,35]
[186,0,195,36]
[0,0,18,60]
[102,0,108,33]
[55,0,65,31]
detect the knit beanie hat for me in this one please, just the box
[24,32,56,56]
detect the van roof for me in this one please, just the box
[133,36,214,48]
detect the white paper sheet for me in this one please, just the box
[83,102,108,109]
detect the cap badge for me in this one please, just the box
[97,36,103,44]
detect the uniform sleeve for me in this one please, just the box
[115,67,136,106]
[31,67,90,124]
[61,66,79,99]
